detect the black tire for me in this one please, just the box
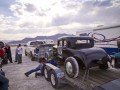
[25,50,27,56]
[30,52,35,61]
[44,66,50,81]
[50,70,64,89]
[31,56,35,61]
[45,52,49,61]
[99,63,108,70]
[65,57,79,78]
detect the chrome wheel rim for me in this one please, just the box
[44,68,48,78]
[66,62,73,75]
[51,74,55,85]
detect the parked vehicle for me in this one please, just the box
[25,39,54,61]
[56,36,110,77]
[76,25,120,55]
[34,44,55,61]
[43,36,111,89]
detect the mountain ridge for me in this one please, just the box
[8,33,74,44]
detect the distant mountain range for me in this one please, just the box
[8,33,74,44]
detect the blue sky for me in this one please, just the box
[0,0,120,40]
[0,0,15,16]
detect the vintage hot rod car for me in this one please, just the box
[57,36,110,78]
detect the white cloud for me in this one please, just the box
[0,0,120,40]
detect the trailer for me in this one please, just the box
[42,36,120,90]
[76,25,120,55]
[44,63,120,90]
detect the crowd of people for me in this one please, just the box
[0,43,23,90]
[0,43,58,90]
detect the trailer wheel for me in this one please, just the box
[50,70,63,89]
[65,57,79,78]
[44,66,50,81]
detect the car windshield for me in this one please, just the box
[30,41,44,46]
[36,41,44,45]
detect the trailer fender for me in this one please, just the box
[44,63,65,79]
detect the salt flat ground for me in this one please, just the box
[2,46,73,90]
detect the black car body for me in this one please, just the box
[57,36,109,78]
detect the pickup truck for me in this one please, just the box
[25,39,54,61]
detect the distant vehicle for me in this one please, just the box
[76,25,120,55]
[34,44,55,61]
[25,39,54,61]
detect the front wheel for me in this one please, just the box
[65,57,79,78]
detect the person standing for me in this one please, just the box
[5,44,13,63]
[15,45,19,62]
[34,46,39,61]
[0,45,6,65]
[0,44,9,90]
[17,44,23,64]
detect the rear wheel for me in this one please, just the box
[65,57,79,78]
[99,63,108,70]
[45,52,49,61]
[30,52,35,61]
[31,56,35,61]
[25,50,27,56]
[99,56,109,70]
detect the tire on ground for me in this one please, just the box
[99,56,109,70]
[44,66,50,81]
[30,52,35,61]
[50,70,64,89]
[99,63,108,70]
[45,52,49,61]
[25,50,27,56]
[65,57,79,78]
